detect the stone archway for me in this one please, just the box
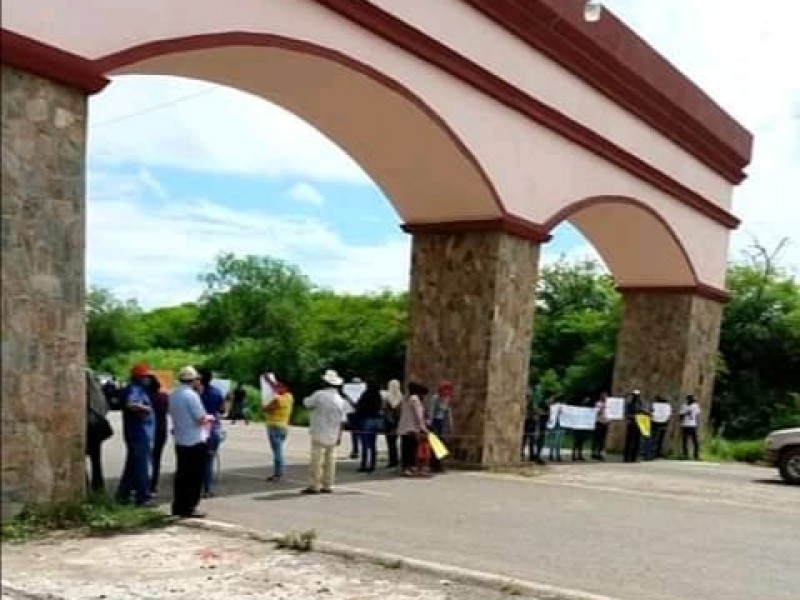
[2,0,753,513]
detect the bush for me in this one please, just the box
[702,437,765,463]
[97,348,208,378]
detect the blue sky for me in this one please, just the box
[86,0,799,308]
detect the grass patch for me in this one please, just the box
[701,437,765,464]
[274,529,317,552]
[1,494,174,544]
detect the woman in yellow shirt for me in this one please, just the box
[262,376,294,482]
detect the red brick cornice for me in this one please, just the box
[0,29,109,93]
[401,217,551,243]
[461,0,752,185]
[617,284,730,304]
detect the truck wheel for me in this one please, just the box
[778,447,800,484]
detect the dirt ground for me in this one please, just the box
[1,527,535,600]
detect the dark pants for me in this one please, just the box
[172,442,208,517]
[592,422,609,458]
[572,430,588,460]
[401,433,418,470]
[359,417,381,471]
[150,432,167,493]
[86,438,105,493]
[682,426,699,460]
[623,421,641,462]
[534,420,548,459]
[347,415,361,458]
[648,423,667,460]
[522,418,536,461]
[385,433,399,467]
[117,439,152,505]
[203,430,221,494]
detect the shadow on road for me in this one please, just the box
[751,477,796,487]
[104,461,412,505]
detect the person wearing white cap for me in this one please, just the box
[168,366,213,517]
[301,369,349,494]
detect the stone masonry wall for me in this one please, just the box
[405,230,539,466]
[610,291,723,454]
[1,65,87,519]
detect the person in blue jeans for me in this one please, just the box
[116,363,155,506]
[199,368,225,497]
[355,381,383,473]
[547,397,564,462]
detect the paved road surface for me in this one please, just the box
[102,415,799,600]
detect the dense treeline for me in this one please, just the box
[88,246,800,440]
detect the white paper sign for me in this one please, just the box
[260,375,274,407]
[605,396,625,421]
[343,382,366,403]
[212,378,231,397]
[652,402,673,424]
[560,406,597,431]
[547,403,562,429]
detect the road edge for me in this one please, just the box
[179,518,621,600]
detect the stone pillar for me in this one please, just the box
[405,229,539,467]
[1,65,89,518]
[609,290,724,454]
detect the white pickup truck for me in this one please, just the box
[764,427,800,484]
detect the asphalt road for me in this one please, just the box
[102,415,799,600]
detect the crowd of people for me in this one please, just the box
[85,364,702,516]
[521,390,703,465]
[84,365,456,516]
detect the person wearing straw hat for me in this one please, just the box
[168,366,213,518]
[302,369,349,494]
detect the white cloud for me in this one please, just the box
[285,182,325,206]
[87,169,408,308]
[88,75,371,185]
[84,1,799,304]
[604,0,800,272]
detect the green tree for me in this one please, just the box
[86,286,148,368]
[714,240,800,437]
[194,253,313,384]
[530,259,620,400]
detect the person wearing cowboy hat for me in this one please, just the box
[168,366,214,518]
[302,369,350,494]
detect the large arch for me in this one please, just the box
[96,33,503,225]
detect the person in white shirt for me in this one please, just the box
[302,370,349,494]
[168,366,213,518]
[679,394,701,460]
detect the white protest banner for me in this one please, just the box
[343,382,366,403]
[652,402,673,424]
[605,396,625,421]
[260,375,274,407]
[212,378,231,397]
[560,406,597,431]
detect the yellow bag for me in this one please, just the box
[428,432,450,460]
[636,414,652,438]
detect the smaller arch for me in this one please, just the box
[542,196,699,288]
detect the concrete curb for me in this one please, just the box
[179,518,620,600]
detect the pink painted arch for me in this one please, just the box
[541,196,724,298]
[93,32,522,229]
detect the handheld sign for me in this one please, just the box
[605,397,625,421]
[652,402,672,424]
